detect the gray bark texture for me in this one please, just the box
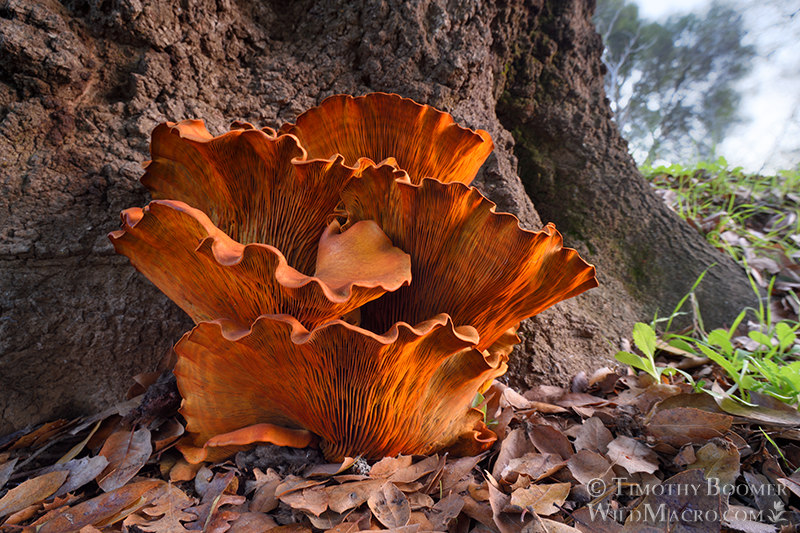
[0,0,754,434]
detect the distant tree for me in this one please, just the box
[594,0,755,164]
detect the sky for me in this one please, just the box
[634,0,800,172]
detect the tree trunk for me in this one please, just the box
[0,0,754,434]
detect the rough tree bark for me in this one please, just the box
[0,0,754,434]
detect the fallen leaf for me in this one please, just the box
[622,469,723,531]
[715,390,800,427]
[57,420,103,464]
[487,475,531,533]
[249,470,281,513]
[688,438,740,488]
[325,522,359,533]
[185,470,245,531]
[460,494,495,530]
[0,458,18,491]
[279,485,329,516]
[426,492,463,530]
[125,482,197,532]
[274,475,325,498]
[389,455,439,483]
[0,470,68,518]
[492,428,534,479]
[10,419,72,450]
[326,479,383,513]
[96,427,153,492]
[152,418,185,452]
[39,456,110,498]
[743,471,783,516]
[440,453,484,493]
[368,481,410,529]
[503,452,566,482]
[529,425,574,460]
[528,517,583,532]
[646,407,731,447]
[370,455,414,478]
[566,450,614,488]
[509,482,570,516]
[36,479,164,533]
[406,491,434,510]
[305,509,347,529]
[303,457,356,478]
[567,417,613,454]
[606,436,659,474]
[723,504,777,533]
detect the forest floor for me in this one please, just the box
[1,162,799,532]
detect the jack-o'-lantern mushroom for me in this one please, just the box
[111,93,597,463]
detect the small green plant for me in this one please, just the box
[617,270,800,407]
[615,322,695,385]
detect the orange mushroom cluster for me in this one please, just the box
[110,93,598,462]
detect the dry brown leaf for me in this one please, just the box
[124,482,197,532]
[567,417,613,454]
[623,469,723,531]
[460,495,495,530]
[96,427,153,492]
[0,458,18,491]
[646,407,732,447]
[36,479,164,533]
[566,449,614,488]
[408,510,434,530]
[152,418,186,452]
[305,509,348,529]
[264,525,312,532]
[274,476,325,498]
[605,436,659,475]
[571,506,626,532]
[371,455,414,478]
[3,502,41,525]
[324,521,359,533]
[528,425,574,460]
[279,485,329,516]
[249,470,281,513]
[389,455,439,483]
[673,445,697,467]
[326,479,384,513]
[39,456,109,498]
[487,475,531,533]
[715,390,800,427]
[368,481,411,529]
[439,454,483,494]
[492,428,534,480]
[185,470,245,531]
[0,469,68,518]
[303,457,356,478]
[9,419,72,450]
[57,420,103,465]
[509,482,570,516]
[406,491,434,510]
[688,438,740,488]
[426,492,463,531]
[503,452,566,483]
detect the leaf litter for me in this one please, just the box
[1,367,798,532]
